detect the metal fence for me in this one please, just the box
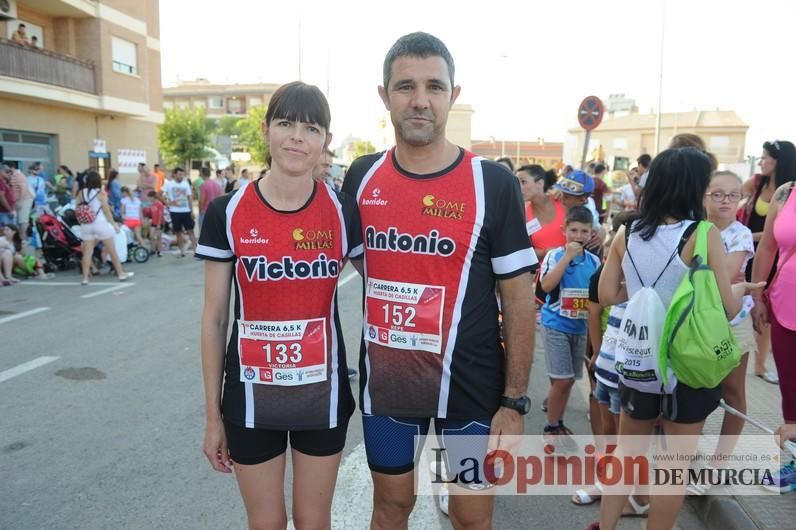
[0,38,97,94]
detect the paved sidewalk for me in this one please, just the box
[695,356,793,530]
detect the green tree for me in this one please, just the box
[217,116,242,137]
[157,107,212,168]
[351,140,376,159]
[236,105,269,165]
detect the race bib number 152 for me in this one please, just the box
[365,278,445,354]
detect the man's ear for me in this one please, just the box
[378,85,390,112]
[450,85,461,106]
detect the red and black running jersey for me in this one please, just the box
[342,148,537,420]
[196,180,363,430]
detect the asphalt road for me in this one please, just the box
[0,254,706,529]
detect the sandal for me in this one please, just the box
[621,495,649,517]
[756,371,779,384]
[118,271,134,282]
[572,485,602,505]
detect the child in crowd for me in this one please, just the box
[146,190,164,257]
[540,206,601,451]
[120,187,147,249]
[687,170,757,492]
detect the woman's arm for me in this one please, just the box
[201,260,234,473]
[98,191,118,231]
[598,226,628,305]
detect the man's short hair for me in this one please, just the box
[18,23,25,29]
[383,32,455,89]
[594,163,606,174]
[200,166,210,178]
[565,205,593,226]
[637,154,652,169]
[173,166,184,174]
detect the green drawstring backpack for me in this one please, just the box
[659,221,740,389]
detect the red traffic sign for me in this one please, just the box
[577,96,604,131]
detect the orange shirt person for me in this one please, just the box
[153,164,166,194]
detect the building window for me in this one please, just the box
[176,99,189,109]
[208,97,224,109]
[111,36,137,75]
[249,96,263,107]
[194,99,206,109]
[612,137,628,150]
[710,135,730,154]
[228,98,242,114]
[163,100,174,109]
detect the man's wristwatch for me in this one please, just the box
[500,395,531,415]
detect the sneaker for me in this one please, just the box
[347,368,357,379]
[765,460,796,493]
[541,397,548,412]
[437,484,449,516]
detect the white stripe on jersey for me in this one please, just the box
[222,188,255,427]
[436,156,487,418]
[349,243,364,259]
[354,151,389,203]
[321,184,347,428]
[224,186,247,259]
[358,152,389,415]
[328,287,339,428]
[196,244,233,259]
[491,248,538,275]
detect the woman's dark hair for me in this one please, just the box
[85,170,102,190]
[516,164,557,192]
[496,157,514,172]
[544,169,558,192]
[763,140,796,188]
[4,223,22,252]
[634,147,712,241]
[264,81,330,167]
[59,165,73,178]
[108,169,119,182]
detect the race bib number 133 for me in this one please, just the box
[238,318,327,386]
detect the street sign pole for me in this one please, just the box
[580,130,591,170]
[576,95,604,171]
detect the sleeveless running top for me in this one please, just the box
[622,221,693,308]
[526,198,566,252]
[770,186,796,329]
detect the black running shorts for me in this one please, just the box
[223,420,348,465]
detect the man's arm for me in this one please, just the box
[498,272,535,398]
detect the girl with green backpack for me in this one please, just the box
[590,148,765,530]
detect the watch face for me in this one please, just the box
[519,396,531,414]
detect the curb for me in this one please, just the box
[689,495,760,530]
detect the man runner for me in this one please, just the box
[343,32,537,530]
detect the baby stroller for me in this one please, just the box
[37,212,82,271]
[36,212,101,272]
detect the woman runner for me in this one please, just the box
[198,81,362,529]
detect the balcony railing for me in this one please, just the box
[0,38,97,95]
